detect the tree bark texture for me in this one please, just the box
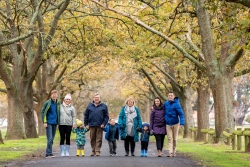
[5,94,25,139]
[0,129,4,144]
[178,88,194,138]
[196,70,210,141]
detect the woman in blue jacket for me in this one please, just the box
[118,97,142,156]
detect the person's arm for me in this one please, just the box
[118,107,125,129]
[72,106,76,128]
[102,105,109,127]
[136,108,142,129]
[84,106,89,128]
[150,110,154,131]
[176,103,185,126]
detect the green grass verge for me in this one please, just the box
[0,129,60,166]
[177,138,250,167]
[150,136,250,167]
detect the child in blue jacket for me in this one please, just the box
[137,122,151,157]
[103,118,120,156]
[72,119,88,156]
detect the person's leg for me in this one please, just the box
[65,125,72,145]
[113,140,117,155]
[154,134,161,150]
[144,142,149,157]
[108,140,113,155]
[65,125,72,156]
[50,124,57,157]
[59,125,66,145]
[45,124,53,157]
[160,134,165,152]
[130,136,135,156]
[76,145,80,156]
[140,141,144,156]
[89,127,97,155]
[95,127,103,156]
[172,124,180,156]
[124,136,129,156]
[166,125,173,157]
[59,125,66,156]
[81,145,85,156]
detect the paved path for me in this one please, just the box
[5,136,202,167]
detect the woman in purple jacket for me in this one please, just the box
[150,97,166,157]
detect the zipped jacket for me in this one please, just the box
[41,99,60,124]
[59,103,76,126]
[164,97,185,126]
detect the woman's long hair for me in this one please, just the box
[153,97,163,107]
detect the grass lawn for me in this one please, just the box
[0,128,60,166]
[151,136,250,167]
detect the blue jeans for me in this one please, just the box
[46,124,57,156]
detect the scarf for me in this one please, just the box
[125,105,137,136]
[63,101,71,107]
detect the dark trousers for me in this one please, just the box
[124,136,135,153]
[141,141,149,150]
[59,125,72,145]
[108,140,117,154]
[154,134,165,151]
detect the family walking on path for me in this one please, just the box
[41,90,185,159]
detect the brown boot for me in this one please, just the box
[96,151,100,156]
[90,152,95,156]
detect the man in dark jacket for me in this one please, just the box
[164,92,185,157]
[84,93,109,156]
[41,90,60,158]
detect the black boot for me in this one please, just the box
[131,151,135,156]
[125,151,129,156]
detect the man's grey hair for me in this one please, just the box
[94,93,100,97]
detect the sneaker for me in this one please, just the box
[50,154,55,158]
[113,154,116,156]
[173,152,176,157]
[110,154,113,156]
[90,152,95,156]
[167,153,173,157]
[45,155,50,159]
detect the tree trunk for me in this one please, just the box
[196,74,210,141]
[0,129,4,144]
[211,75,234,142]
[196,0,234,142]
[23,86,38,138]
[179,88,194,138]
[5,94,25,139]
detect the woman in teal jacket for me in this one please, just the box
[118,97,142,156]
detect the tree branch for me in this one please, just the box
[225,0,250,7]
[234,68,250,77]
[0,31,33,46]
[43,0,70,51]
[225,48,244,67]
[0,88,7,94]
[151,63,182,90]
[140,68,168,101]
[89,0,205,70]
